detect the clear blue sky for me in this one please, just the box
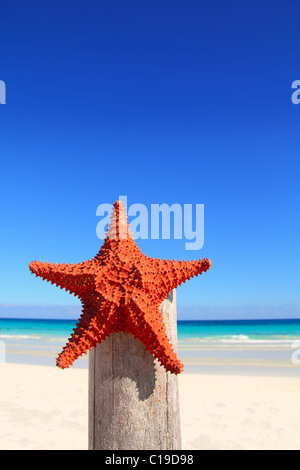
[0,0,299,319]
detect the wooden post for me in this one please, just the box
[88,289,181,450]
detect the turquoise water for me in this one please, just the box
[178,319,300,343]
[1,318,300,374]
[0,318,75,342]
[1,318,300,343]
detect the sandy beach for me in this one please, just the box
[1,363,300,450]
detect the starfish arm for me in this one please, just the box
[29,260,97,296]
[57,300,117,368]
[128,300,183,374]
[146,257,212,298]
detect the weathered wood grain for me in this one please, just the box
[88,289,181,450]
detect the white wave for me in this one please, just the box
[224,335,250,342]
[0,334,42,340]
[179,335,298,345]
[0,334,67,342]
[223,339,297,345]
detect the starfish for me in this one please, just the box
[29,201,212,374]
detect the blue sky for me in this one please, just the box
[0,0,299,319]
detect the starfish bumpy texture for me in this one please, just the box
[29,201,212,374]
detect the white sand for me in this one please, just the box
[0,363,300,450]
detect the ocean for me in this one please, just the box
[1,318,300,376]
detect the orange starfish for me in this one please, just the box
[29,201,212,374]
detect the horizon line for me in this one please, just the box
[1,316,300,323]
